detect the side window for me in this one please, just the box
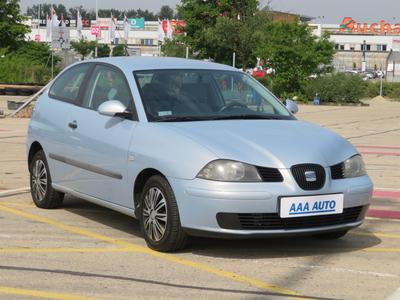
[82,64,131,111]
[49,64,91,103]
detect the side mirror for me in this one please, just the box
[98,100,132,118]
[283,99,299,114]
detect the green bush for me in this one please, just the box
[0,43,59,84]
[0,54,59,84]
[367,81,400,99]
[303,73,367,103]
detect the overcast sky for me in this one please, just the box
[19,0,400,25]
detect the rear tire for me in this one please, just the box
[30,150,64,209]
[139,175,188,252]
[313,230,348,239]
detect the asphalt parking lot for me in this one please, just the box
[0,95,399,300]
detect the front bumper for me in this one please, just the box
[168,173,373,238]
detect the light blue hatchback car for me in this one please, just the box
[27,57,373,252]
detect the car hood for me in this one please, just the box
[161,120,358,168]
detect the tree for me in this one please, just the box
[125,9,137,18]
[69,6,95,20]
[98,9,124,19]
[96,44,111,58]
[70,36,97,60]
[52,4,69,18]
[112,44,127,56]
[0,0,30,51]
[158,5,174,20]
[26,4,69,18]
[136,9,156,21]
[173,10,183,20]
[204,0,271,70]
[176,0,220,61]
[162,36,193,58]
[14,40,54,65]
[256,18,336,96]
[177,0,264,66]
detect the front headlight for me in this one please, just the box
[196,160,262,182]
[344,155,367,178]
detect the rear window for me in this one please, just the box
[49,64,91,103]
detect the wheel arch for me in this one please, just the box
[133,168,165,210]
[28,141,43,170]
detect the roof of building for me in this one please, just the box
[260,6,315,22]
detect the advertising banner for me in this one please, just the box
[98,18,110,29]
[81,18,91,28]
[128,18,145,29]
[91,26,101,36]
[162,20,185,33]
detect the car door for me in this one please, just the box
[43,63,93,186]
[64,63,138,208]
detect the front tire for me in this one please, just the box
[30,150,64,209]
[139,175,188,252]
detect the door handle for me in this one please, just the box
[68,121,77,129]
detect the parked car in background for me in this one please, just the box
[364,71,377,79]
[366,69,378,78]
[345,70,359,74]
[253,69,267,77]
[27,57,373,252]
[376,70,385,78]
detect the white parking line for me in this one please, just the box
[375,187,400,191]
[0,187,30,195]
[386,287,400,300]
[194,256,399,279]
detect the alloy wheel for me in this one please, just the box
[142,187,167,242]
[31,159,47,202]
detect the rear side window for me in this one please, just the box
[49,64,91,103]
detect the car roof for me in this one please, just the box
[72,57,238,73]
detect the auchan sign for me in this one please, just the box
[339,17,400,34]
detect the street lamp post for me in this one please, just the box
[95,0,98,57]
[362,40,366,72]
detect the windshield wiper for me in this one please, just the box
[156,116,213,122]
[211,115,281,120]
[155,115,282,122]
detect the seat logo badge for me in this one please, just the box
[305,171,317,182]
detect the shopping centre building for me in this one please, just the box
[310,17,400,82]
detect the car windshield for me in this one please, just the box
[134,69,296,122]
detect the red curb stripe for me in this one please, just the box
[0,130,13,132]
[373,191,400,198]
[359,151,400,156]
[367,209,400,219]
[356,145,400,150]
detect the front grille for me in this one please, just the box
[256,166,284,182]
[217,206,364,230]
[291,164,325,190]
[331,163,345,179]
